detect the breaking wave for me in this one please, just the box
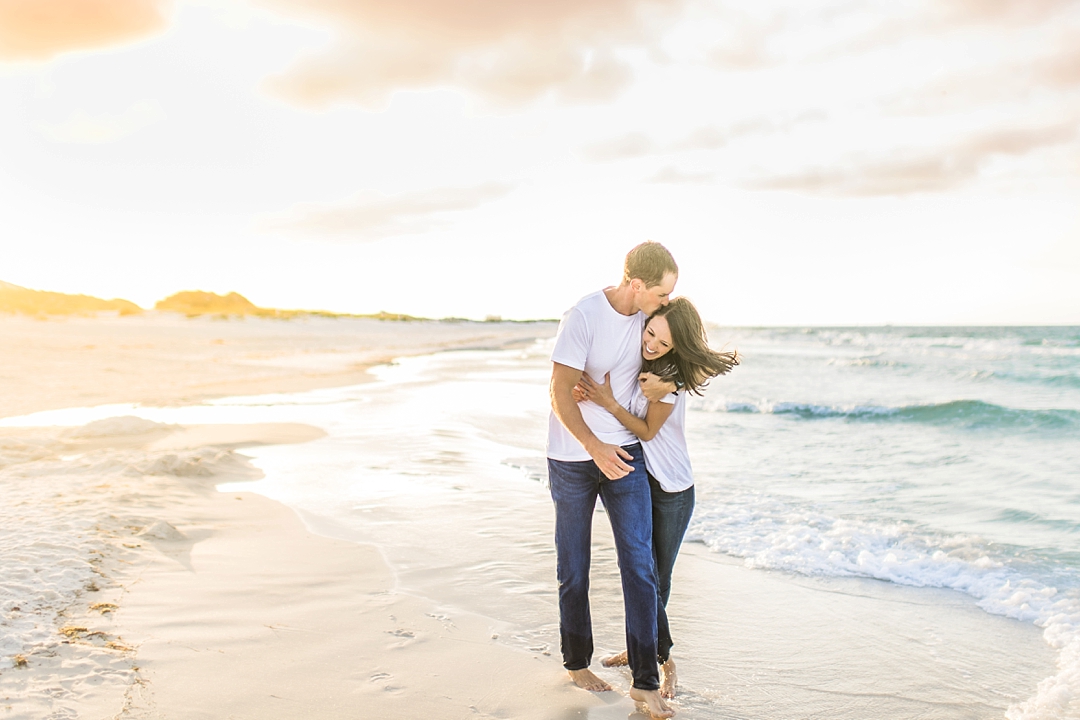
[712,399,1078,430]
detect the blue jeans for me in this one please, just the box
[548,443,660,691]
[650,474,695,664]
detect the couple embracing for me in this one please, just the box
[547,241,737,718]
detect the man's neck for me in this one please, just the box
[604,283,638,316]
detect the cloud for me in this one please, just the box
[670,126,727,151]
[646,166,714,184]
[583,114,820,162]
[1034,43,1080,88]
[259,0,686,109]
[580,132,656,162]
[885,35,1080,116]
[801,0,1078,68]
[264,182,515,241]
[0,0,169,61]
[938,0,1073,26]
[38,100,165,144]
[745,121,1079,196]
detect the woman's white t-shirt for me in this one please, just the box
[632,386,694,493]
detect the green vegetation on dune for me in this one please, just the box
[0,282,142,317]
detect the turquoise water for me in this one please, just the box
[688,326,1080,583]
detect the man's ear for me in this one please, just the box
[629,278,643,292]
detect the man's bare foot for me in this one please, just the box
[601,650,628,667]
[629,687,676,718]
[660,657,678,699]
[567,668,612,692]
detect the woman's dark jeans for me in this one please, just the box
[548,443,661,691]
[650,473,695,664]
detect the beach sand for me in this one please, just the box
[0,314,1057,719]
[0,313,550,419]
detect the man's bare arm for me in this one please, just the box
[551,363,633,480]
[639,372,678,403]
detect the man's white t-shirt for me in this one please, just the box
[547,290,646,462]
[632,387,693,493]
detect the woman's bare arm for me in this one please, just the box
[579,373,676,442]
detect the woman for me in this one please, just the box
[575,297,737,698]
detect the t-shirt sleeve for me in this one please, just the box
[659,388,679,405]
[550,307,590,371]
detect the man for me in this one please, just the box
[547,241,678,719]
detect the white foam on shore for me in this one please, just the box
[690,493,1080,718]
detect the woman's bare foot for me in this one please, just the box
[660,657,678,699]
[601,650,628,667]
[567,668,612,692]
[629,687,676,718]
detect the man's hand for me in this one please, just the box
[587,441,633,480]
[639,372,678,402]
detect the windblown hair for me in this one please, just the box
[623,241,678,288]
[643,297,738,396]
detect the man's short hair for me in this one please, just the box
[624,241,678,288]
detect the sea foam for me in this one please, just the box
[702,398,1080,431]
[690,493,1080,718]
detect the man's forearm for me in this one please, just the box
[551,383,601,454]
[551,364,633,480]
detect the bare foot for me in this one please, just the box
[601,650,628,667]
[660,657,678,699]
[629,687,676,718]
[567,668,612,692]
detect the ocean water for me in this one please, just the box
[2,325,1077,718]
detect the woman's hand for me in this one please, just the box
[579,372,618,411]
[639,372,677,402]
[571,384,587,403]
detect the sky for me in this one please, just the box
[1,0,1078,325]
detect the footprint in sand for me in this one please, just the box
[386,629,414,638]
[369,671,402,693]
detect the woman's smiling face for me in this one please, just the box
[642,315,674,361]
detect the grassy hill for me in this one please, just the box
[155,290,266,316]
[154,290,423,321]
[1,284,527,323]
[0,281,142,316]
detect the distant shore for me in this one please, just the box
[0,281,556,324]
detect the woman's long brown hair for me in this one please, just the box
[643,297,738,396]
